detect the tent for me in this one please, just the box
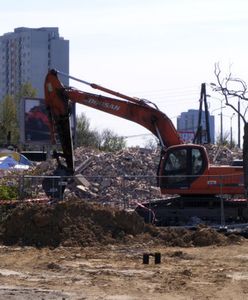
[0,150,32,167]
[0,156,30,170]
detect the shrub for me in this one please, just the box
[0,185,19,200]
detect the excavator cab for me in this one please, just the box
[158,144,207,190]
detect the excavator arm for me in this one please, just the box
[44,69,182,175]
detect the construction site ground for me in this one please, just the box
[0,242,248,299]
[0,200,247,299]
[0,241,247,300]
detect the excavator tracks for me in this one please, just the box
[135,196,248,226]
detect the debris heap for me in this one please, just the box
[36,145,243,207]
[204,144,242,165]
[71,147,163,206]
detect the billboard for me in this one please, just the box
[178,130,195,143]
[20,97,76,145]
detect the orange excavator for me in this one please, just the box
[44,69,247,225]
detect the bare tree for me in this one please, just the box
[212,63,248,196]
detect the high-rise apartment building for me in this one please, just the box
[177,109,215,143]
[0,27,69,100]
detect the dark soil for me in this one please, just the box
[0,199,242,248]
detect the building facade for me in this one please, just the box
[0,27,69,99]
[177,109,215,143]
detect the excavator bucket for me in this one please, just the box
[42,165,72,201]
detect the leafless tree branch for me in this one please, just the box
[213,63,247,123]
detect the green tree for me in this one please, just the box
[0,95,19,145]
[100,129,126,152]
[15,82,37,119]
[76,113,126,151]
[76,113,101,148]
[0,83,37,147]
[143,136,159,150]
[215,131,230,146]
[216,131,236,149]
[18,82,37,98]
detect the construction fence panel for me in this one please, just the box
[0,173,244,208]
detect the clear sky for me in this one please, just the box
[2,0,248,146]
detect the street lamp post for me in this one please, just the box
[222,113,236,146]
[216,102,226,144]
[230,113,235,147]
[238,99,241,148]
[209,96,226,144]
[220,104,224,144]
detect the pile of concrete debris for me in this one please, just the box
[35,144,243,207]
[205,144,242,165]
[68,144,242,207]
[70,147,162,207]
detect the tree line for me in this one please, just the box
[76,112,126,151]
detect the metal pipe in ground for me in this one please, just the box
[220,176,225,227]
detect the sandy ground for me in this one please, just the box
[0,241,248,299]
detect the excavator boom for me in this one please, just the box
[45,70,182,146]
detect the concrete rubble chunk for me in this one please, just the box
[76,185,88,192]
[74,174,91,188]
[75,157,93,173]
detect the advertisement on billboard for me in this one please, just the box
[178,131,195,143]
[20,97,75,145]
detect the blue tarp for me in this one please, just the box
[0,150,32,167]
[0,156,30,170]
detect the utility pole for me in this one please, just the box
[194,87,203,144]
[238,99,241,148]
[220,103,223,144]
[230,113,235,147]
[194,83,211,144]
[203,84,211,143]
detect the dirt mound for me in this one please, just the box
[0,200,242,248]
[0,199,145,247]
[145,224,240,247]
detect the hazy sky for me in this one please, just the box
[2,0,248,146]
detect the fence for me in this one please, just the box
[0,173,159,208]
[0,173,244,201]
[0,173,245,226]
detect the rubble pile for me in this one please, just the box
[204,144,243,165]
[34,145,243,207]
[71,145,243,204]
[70,147,162,206]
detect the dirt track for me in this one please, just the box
[0,242,248,299]
[0,200,247,299]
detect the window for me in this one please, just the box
[163,149,188,186]
[192,148,203,175]
[164,149,187,172]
